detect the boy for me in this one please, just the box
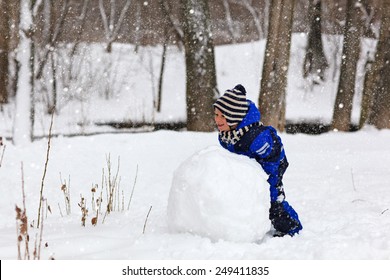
[213,84,302,237]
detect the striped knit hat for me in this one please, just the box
[213,84,249,127]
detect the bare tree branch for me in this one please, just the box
[35,0,70,80]
[99,0,132,51]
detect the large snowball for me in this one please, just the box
[167,146,271,243]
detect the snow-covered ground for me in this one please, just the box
[1,127,390,260]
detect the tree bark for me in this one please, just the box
[303,0,328,82]
[181,0,218,131]
[7,0,20,100]
[258,0,295,131]
[369,0,390,129]
[359,58,375,128]
[331,0,363,131]
[0,0,10,104]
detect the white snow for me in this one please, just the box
[1,129,390,261]
[167,146,270,243]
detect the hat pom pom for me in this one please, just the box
[234,84,246,94]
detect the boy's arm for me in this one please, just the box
[249,128,282,162]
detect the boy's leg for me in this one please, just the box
[265,158,303,236]
[266,157,288,203]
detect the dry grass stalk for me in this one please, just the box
[116,177,122,212]
[78,195,88,227]
[91,184,97,212]
[0,136,5,168]
[143,206,153,234]
[16,162,30,260]
[17,163,47,260]
[127,164,139,211]
[105,154,121,214]
[121,190,125,212]
[102,154,121,223]
[16,205,30,260]
[91,184,103,226]
[58,203,64,217]
[37,112,54,228]
[33,198,46,260]
[91,172,104,226]
[60,173,71,215]
[92,194,103,226]
[83,155,131,226]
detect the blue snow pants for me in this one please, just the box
[260,156,303,236]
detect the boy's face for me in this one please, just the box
[214,108,230,132]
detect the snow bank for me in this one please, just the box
[167,146,270,243]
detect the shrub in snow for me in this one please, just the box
[167,146,270,242]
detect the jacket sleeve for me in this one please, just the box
[249,126,282,162]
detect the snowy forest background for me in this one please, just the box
[1,0,389,142]
[0,0,390,261]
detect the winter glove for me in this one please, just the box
[269,201,302,236]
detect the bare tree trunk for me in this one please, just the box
[8,0,20,99]
[155,0,172,113]
[303,0,328,83]
[35,0,70,80]
[181,0,218,132]
[359,57,375,128]
[356,0,377,129]
[258,0,295,131]
[49,51,57,114]
[13,0,35,144]
[0,0,10,104]
[369,0,390,129]
[322,1,343,82]
[70,0,90,57]
[156,41,167,113]
[331,0,363,131]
